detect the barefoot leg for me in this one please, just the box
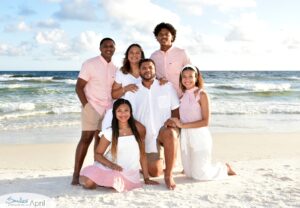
[226,163,237,176]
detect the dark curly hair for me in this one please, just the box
[153,22,177,42]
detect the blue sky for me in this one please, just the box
[0,0,299,71]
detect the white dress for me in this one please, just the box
[80,128,142,192]
[180,87,228,180]
[101,70,141,130]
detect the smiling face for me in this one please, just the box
[115,103,131,123]
[127,46,143,65]
[156,28,173,47]
[100,40,115,62]
[181,69,197,90]
[139,61,156,81]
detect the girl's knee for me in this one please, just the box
[80,177,97,189]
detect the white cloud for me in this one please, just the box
[99,0,181,58]
[172,0,256,16]
[36,19,60,28]
[0,42,33,56]
[18,6,36,16]
[72,31,102,52]
[34,29,102,60]
[54,0,98,21]
[4,21,31,32]
[212,0,256,12]
[225,13,267,42]
[101,0,180,34]
[35,29,65,44]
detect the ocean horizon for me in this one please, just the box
[1,70,300,144]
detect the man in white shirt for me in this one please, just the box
[126,58,180,190]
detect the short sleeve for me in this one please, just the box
[115,70,124,85]
[99,128,113,142]
[78,61,90,81]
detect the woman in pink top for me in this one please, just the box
[172,65,236,180]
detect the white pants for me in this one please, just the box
[180,127,227,180]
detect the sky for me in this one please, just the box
[0,0,299,71]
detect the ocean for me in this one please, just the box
[0,71,299,144]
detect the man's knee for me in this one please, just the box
[148,166,163,177]
[159,128,179,142]
[147,160,163,177]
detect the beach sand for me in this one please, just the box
[0,132,299,207]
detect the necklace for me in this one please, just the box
[119,127,131,136]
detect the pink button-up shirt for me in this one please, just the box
[150,46,191,97]
[78,55,117,115]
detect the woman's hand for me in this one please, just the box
[164,118,177,128]
[170,117,183,128]
[144,178,159,185]
[158,78,168,85]
[124,84,138,93]
[109,163,123,171]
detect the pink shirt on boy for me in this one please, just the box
[150,46,191,97]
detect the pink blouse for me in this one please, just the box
[179,87,203,123]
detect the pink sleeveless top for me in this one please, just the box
[179,87,203,123]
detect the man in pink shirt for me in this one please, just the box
[71,37,117,185]
[150,22,191,97]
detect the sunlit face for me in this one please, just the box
[100,40,115,61]
[181,69,197,90]
[116,104,131,123]
[156,28,173,47]
[140,61,156,81]
[128,46,142,65]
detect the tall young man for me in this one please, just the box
[71,38,117,185]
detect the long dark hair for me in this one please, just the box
[111,98,143,161]
[120,43,145,74]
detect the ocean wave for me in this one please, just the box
[284,76,300,81]
[0,74,76,84]
[0,83,29,89]
[50,106,81,114]
[0,110,48,120]
[53,79,77,85]
[253,83,291,92]
[0,105,81,120]
[211,102,300,115]
[0,120,80,130]
[210,83,292,92]
[0,102,36,113]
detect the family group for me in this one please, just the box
[71,22,236,192]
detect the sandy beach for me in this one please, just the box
[0,132,299,208]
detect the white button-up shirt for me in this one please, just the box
[126,80,179,153]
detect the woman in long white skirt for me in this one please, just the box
[172,65,236,180]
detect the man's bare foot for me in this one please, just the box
[226,163,237,176]
[71,174,80,185]
[164,175,176,190]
